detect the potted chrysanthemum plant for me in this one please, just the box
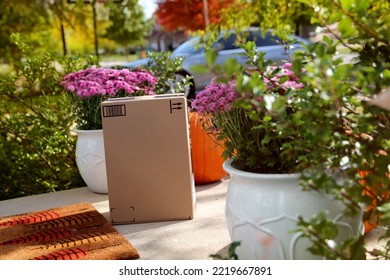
[61,67,157,193]
[191,39,377,260]
[61,67,157,130]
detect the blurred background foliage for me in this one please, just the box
[0,0,152,66]
[0,0,152,199]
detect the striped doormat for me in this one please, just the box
[0,202,139,260]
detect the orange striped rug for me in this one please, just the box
[0,202,139,260]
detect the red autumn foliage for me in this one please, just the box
[155,0,235,32]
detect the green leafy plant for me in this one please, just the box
[295,212,366,259]
[210,241,241,260]
[0,33,97,200]
[125,51,193,97]
[192,42,305,173]
[197,0,390,259]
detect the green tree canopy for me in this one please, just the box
[103,0,153,53]
[0,0,153,62]
[0,0,52,63]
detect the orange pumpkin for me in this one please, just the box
[189,111,227,185]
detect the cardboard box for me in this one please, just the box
[101,94,195,224]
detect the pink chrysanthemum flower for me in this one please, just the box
[192,80,237,114]
[61,67,158,130]
[61,67,157,98]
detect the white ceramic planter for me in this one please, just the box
[223,158,364,260]
[74,129,108,194]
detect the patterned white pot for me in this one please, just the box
[223,158,363,260]
[74,129,108,194]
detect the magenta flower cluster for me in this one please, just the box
[264,63,304,93]
[192,79,237,114]
[192,62,303,115]
[61,67,157,97]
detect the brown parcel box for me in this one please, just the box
[101,94,195,224]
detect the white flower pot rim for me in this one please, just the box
[72,128,103,133]
[223,158,301,179]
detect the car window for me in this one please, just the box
[217,33,238,50]
[173,37,204,55]
[215,30,281,50]
[248,32,280,47]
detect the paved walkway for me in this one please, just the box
[0,176,386,259]
[0,178,231,260]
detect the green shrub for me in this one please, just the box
[0,33,97,200]
[113,51,192,96]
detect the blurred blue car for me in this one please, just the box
[124,28,310,98]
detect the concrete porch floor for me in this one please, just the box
[0,176,387,260]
